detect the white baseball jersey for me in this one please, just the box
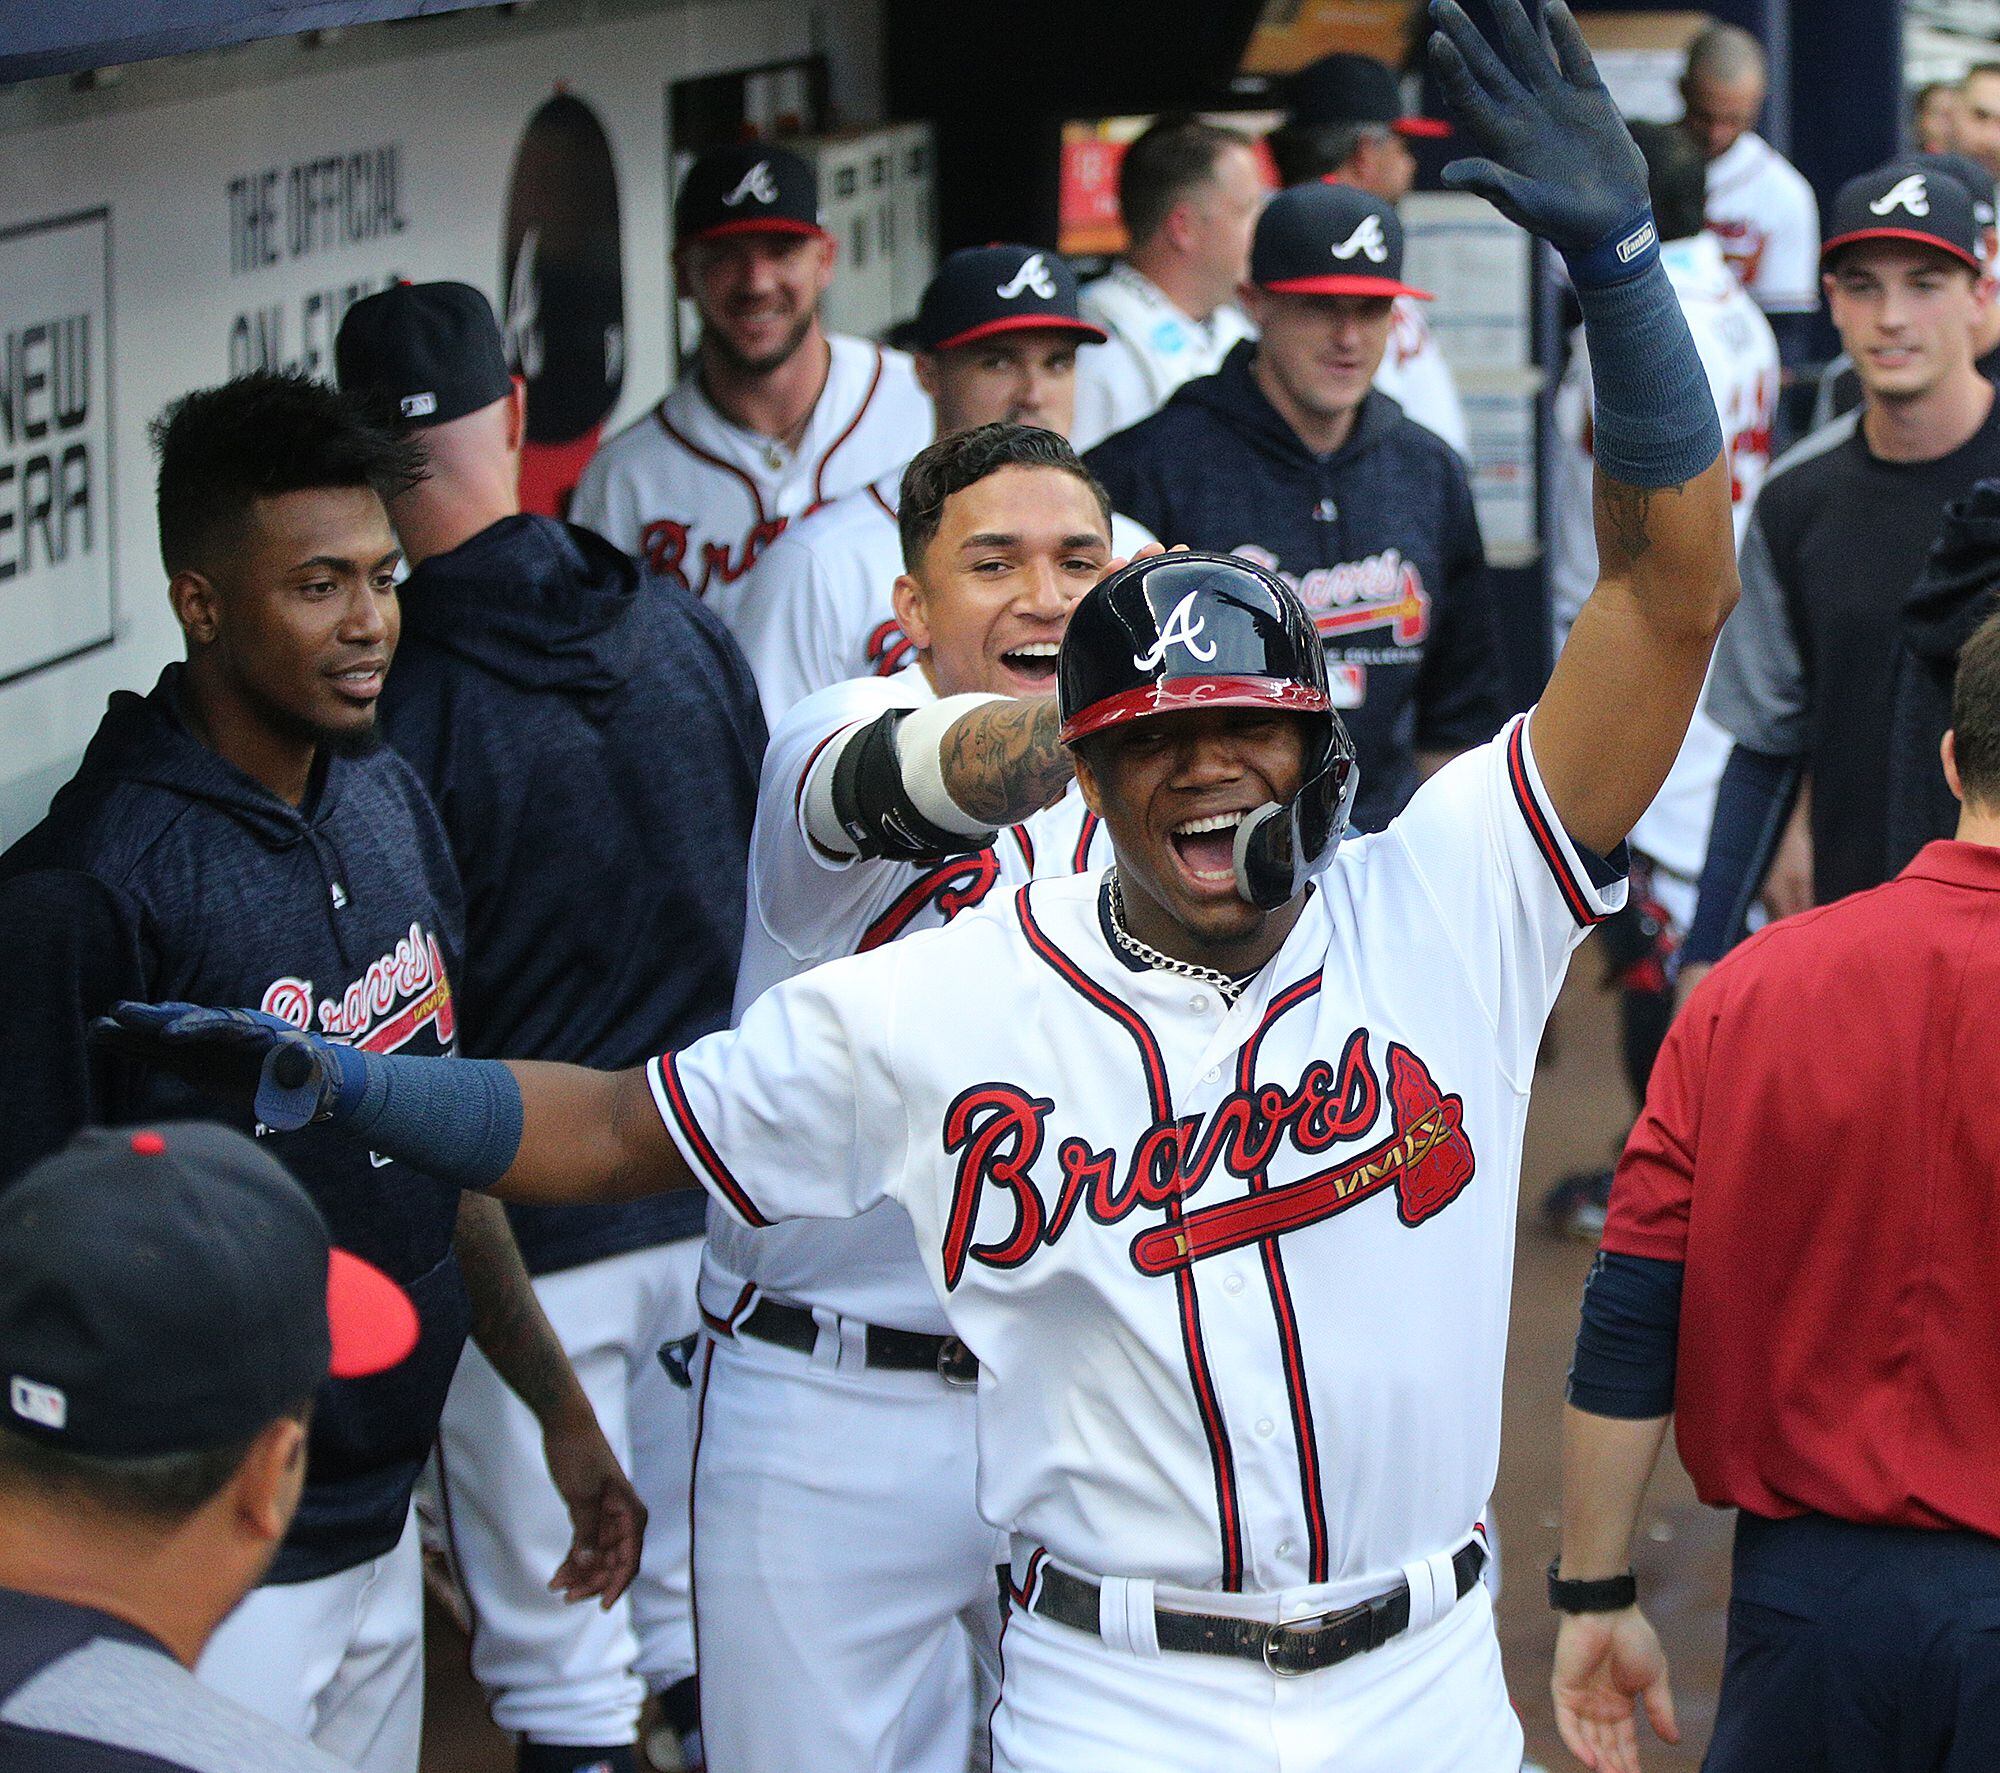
[656,715,1622,1593]
[1705,132,1821,316]
[1372,297,1470,456]
[707,667,1114,1331]
[732,472,1160,721]
[1071,265,1256,451]
[1550,231,1776,884]
[569,334,933,634]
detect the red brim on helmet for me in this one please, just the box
[1059,674,1333,747]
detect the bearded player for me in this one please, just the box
[98,5,1736,1767]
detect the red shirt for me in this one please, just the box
[1604,840,2000,1533]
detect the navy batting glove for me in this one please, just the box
[91,1002,365,1132]
[1428,0,1656,287]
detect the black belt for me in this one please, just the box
[1015,1540,1485,1677]
[730,1297,979,1387]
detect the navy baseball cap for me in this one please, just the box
[1251,182,1431,300]
[0,1124,418,1457]
[1822,163,1983,273]
[1286,52,1450,139]
[1895,152,1998,234]
[675,143,825,245]
[336,280,514,429]
[908,245,1109,353]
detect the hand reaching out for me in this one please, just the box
[1552,1606,1680,1773]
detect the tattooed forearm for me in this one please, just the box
[940,695,1074,826]
[454,1192,581,1424]
[1595,480,1655,563]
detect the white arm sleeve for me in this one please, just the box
[800,692,1010,856]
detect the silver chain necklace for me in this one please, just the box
[1106,870,1245,1004]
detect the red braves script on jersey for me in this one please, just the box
[655,717,1621,1594]
[940,1033,1474,1287]
[261,921,456,1053]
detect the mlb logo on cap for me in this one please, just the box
[10,1375,66,1430]
[1822,162,1983,273]
[1251,182,1432,302]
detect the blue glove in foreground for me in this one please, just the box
[92,1003,350,1129]
[1428,0,1722,488]
[93,1002,524,1189]
[1428,0,1655,288]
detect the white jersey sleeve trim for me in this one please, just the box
[1502,715,1625,929]
[647,1051,774,1229]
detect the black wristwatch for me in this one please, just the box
[1547,1559,1638,1614]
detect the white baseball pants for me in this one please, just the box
[197,1507,424,1773]
[991,1565,1520,1773]
[430,1239,703,1747]
[689,1324,1004,1773]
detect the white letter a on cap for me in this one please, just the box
[723,161,779,207]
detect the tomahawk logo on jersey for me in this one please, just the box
[655,717,1622,1594]
[569,336,932,633]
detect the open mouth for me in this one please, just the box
[1001,641,1061,687]
[1170,810,1246,885]
[328,663,386,703]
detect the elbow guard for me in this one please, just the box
[829,707,997,862]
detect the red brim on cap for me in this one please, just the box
[326,1248,420,1380]
[1392,116,1452,139]
[1062,675,1332,746]
[1261,274,1433,300]
[930,313,1112,352]
[683,218,830,245]
[1820,227,1983,274]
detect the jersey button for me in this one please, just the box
[1256,1417,1275,1438]
[1277,1539,1296,1558]
[1190,993,1210,1013]
[1203,1067,1221,1085]
[1223,1272,1244,1295]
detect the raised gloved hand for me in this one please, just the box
[1429,0,1655,286]
[91,1003,355,1131]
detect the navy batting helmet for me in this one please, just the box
[1058,552,1359,909]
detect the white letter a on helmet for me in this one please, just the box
[1133,591,1219,671]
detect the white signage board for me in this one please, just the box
[0,0,878,841]
[0,208,113,684]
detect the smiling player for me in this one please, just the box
[98,4,1741,1766]
[571,143,931,632]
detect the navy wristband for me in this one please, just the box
[1562,209,1661,291]
[1575,255,1724,490]
[324,1046,525,1190]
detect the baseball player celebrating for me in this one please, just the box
[734,244,1156,720]
[571,142,931,632]
[98,4,1737,1766]
[698,422,1119,1772]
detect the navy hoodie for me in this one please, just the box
[0,667,470,1584]
[378,514,765,1275]
[1087,341,1507,832]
